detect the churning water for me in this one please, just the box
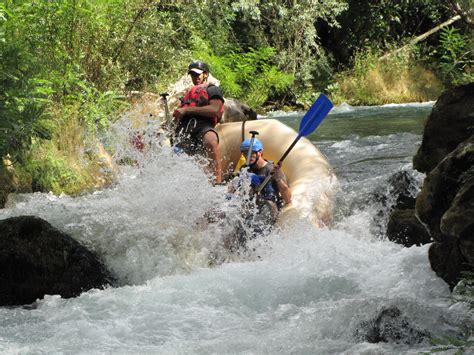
[1,102,472,354]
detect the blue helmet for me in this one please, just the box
[240,138,263,152]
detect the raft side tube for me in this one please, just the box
[216,119,337,228]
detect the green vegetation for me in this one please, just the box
[424,271,474,354]
[193,43,294,108]
[328,47,445,105]
[0,0,472,195]
[438,26,474,85]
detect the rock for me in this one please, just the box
[413,83,474,173]
[373,170,420,237]
[381,84,474,289]
[428,240,469,290]
[416,136,474,243]
[416,135,474,289]
[440,178,474,264]
[387,209,431,247]
[0,216,115,306]
[222,98,257,123]
[374,170,420,210]
[354,306,430,345]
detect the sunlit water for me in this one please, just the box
[1,102,472,354]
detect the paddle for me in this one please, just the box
[160,92,172,133]
[245,130,259,166]
[256,93,333,194]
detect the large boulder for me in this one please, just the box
[384,84,474,289]
[0,216,114,306]
[416,135,474,242]
[222,98,257,123]
[413,83,474,173]
[416,135,474,289]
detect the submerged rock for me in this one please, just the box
[375,170,420,211]
[387,209,431,247]
[0,215,115,306]
[373,169,421,238]
[354,306,431,345]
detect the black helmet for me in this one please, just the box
[188,60,210,74]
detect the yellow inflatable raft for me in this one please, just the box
[216,119,337,228]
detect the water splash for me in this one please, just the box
[0,106,471,353]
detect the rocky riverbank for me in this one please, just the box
[387,83,474,289]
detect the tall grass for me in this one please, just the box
[328,48,444,105]
[16,104,118,196]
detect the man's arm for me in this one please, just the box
[273,164,292,205]
[173,98,223,121]
[276,179,292,205]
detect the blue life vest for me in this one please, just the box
[248,173,277,201]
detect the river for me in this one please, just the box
[0,102,472,354]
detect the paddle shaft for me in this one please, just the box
[255,94,333,194]
[278,135,301,164]
[160,92,171,132]
[245,130,259,166]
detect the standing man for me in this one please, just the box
[173,61,224,184]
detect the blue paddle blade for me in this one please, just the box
[298,94,333,137]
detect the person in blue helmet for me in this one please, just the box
[217,137,292,252]
[239,138,292,210]
[227,137,291,239]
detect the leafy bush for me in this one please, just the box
[193,40,294,108]
[64,84,129,134]
[2,0,470,197]
[18,108,116,195]
[438,26,473,85]
[0,4,51,163]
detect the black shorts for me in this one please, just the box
[175,117,219,155]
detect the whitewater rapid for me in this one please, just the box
[0,103,472,353]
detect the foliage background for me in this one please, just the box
[0,0,472,194]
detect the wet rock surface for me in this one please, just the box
[354,306,431,345]
[387,84,474,289]
[0,215,115,307]
[413,83,474,173]
[372,169,421,238]
[386,209,431,247]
